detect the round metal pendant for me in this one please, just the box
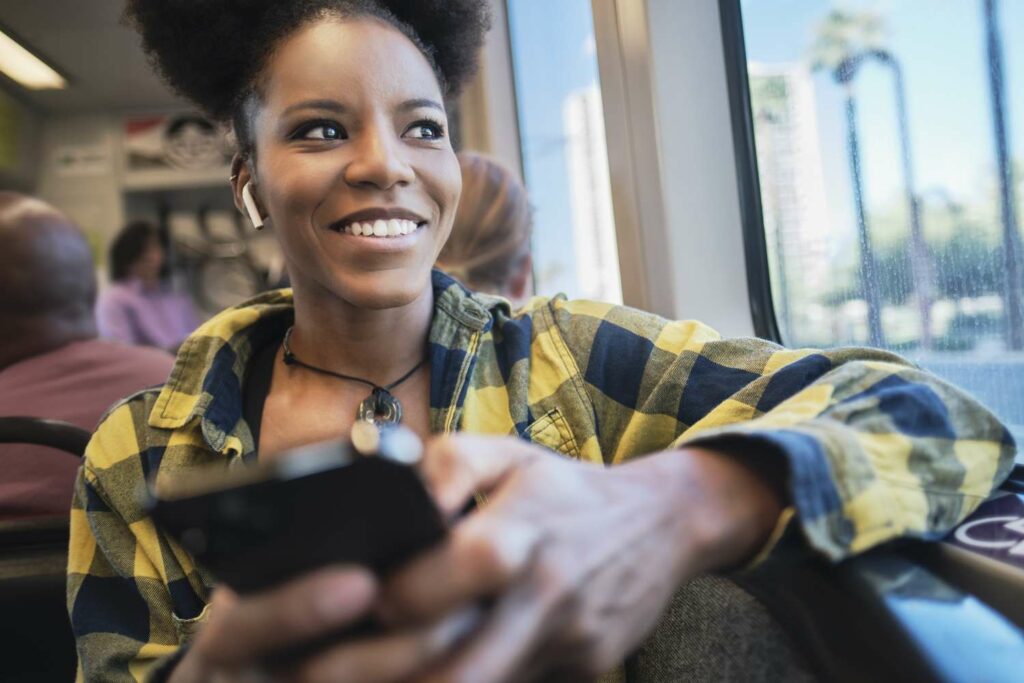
[357,387,402,426]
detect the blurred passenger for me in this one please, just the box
[437,152,533,305]
[0,193,174,520]
[96,220,200,350]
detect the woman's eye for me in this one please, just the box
[405,121,445,140]
[296,123,346,141]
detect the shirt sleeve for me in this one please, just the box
[548,298,1017,562]
[67,403,184,682]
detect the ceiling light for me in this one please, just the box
[0,28,66,90]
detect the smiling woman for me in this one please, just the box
[63,2,1016,683]
[238,18,461,318]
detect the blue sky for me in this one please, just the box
[507,0,600,299]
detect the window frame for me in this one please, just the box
[589,0,665,314]
[717,0,783,343]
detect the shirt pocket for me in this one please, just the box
[522,408,581,459]
[171,602,212,644]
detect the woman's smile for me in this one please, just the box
[322,207,431,259]
[326,211,429,254]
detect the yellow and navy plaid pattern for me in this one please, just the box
[68,270,1016,681]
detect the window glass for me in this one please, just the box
[740,0,1024,452]
[506,0,622,303]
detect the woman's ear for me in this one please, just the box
[230,155,265,230]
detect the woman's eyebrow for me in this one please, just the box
[281,99,346,117]
[398,98,444,113]
[278,98,443,117]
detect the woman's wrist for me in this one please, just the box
[636,445,787,576]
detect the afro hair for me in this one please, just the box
[124,1,490,130]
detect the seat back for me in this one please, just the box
[0,416,91,455]
[0,417,88,682]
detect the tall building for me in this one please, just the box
[748,62,830,339]
[563,84,623,303]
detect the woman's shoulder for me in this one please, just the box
[84,385,167,474]
[84,379,226,503]
[88,292,292,453]
[490,295,724,376]
[511,295,705,337]
[442,271,724,357]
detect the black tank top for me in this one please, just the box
[241,339,279,462]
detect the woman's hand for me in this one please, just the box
[374,434,786,683]
[167,434,783,683]
[168,567,371,683]
[167,566,477,683]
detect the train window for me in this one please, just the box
[732,0,1024,452]
[506,0,623,303]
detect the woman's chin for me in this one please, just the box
[328,268,432,310]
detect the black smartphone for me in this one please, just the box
[148,425,446,595]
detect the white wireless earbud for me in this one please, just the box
[241,181,265,230]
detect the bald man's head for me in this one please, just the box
[0,192,97,365]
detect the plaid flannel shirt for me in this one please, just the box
[68,270,1016,681]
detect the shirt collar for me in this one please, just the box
[147,269,505,451]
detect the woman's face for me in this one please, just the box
[133,236,165,283]
[244,16,461,310]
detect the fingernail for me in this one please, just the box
[429,606,483,653]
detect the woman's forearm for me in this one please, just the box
[632,445,788,575]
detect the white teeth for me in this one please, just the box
[341,218,423,237]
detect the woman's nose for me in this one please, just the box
[343,126,415,191]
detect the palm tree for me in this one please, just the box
[812,10,937,349]
[873,49,933,349]
[810,9,887,347]
[982,0,1023,350]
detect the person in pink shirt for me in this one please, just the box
[0,193,175,520]
[96,220,200,351]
